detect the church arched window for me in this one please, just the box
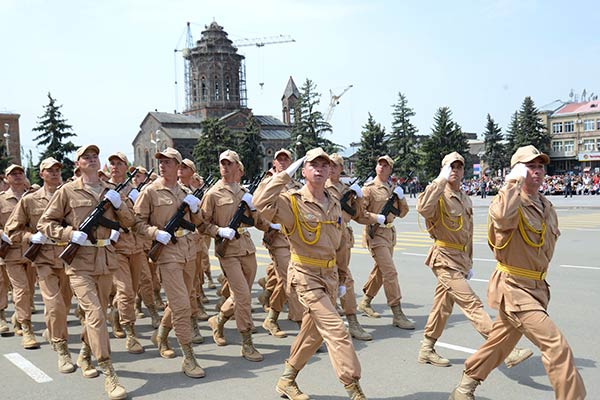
[201,77,207,101]
[214,75,220,100]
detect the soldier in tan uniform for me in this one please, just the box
[254,147,367,400]
[259,148,304,337]
[0,164,38,347]
[416,152,532,368]
[449,146,587,400]
[203,150,269,362]
[38,144,132,399]
[133,147,205,379]
[4,158,75,372]
[356,155,414,330]
[326,153,372,341]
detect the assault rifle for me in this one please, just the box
[339,171,375,216]
[0,239,9,258]
[215,171,266,258]
[58,168,139,264]
[147,176,216,262]
[136,168,154,191]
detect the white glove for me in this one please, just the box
[30,232,48,245]
[71,231,88,245]
[349,183,363,198]
[241,192,255,210]
[110,229,120,243]
[506,163,528,181]
[338,285,347,298]
[467,269,474,280]
[104,189,122,209]
[269,223,281,231]
[0,232,11,245]
[376,214,386,225]
[128,188,139,203]
[183,194,200,213]
[393,186,404,199]
[438,164,452,181]
[155,230,171,245]
[285,156,307,177]
[217,227,236,241]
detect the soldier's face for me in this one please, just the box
[273,155,291,172]
[524,159,545,189]
[448,161,464,184]
[109,158,128,181]
[376,160,391,178]
[302,158,330,185]
[178,164,194,180]
[158,157,178,179]
[41,165,62,186]
[329,163,342,179]
[76,151,99,174]
[7,169,25,186]
[220,159,239,182]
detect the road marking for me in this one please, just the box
[436,341,477,354]
[560,264,600,270]
[470,278,489,283]
[3,353,53,383]
[402,252,426,257]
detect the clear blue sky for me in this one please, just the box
[2,0,599,166]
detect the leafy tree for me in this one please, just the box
[235,115,264,179]
[517,96,549,153]
[505,111,519,156]
[420,107,469,180]
[353,113,388,178]
[32,93,78,181]
[482,114,507,174]
[387,92,419,178]
[192,118,236,178]
[290,79,341,156]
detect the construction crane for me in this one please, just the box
[325,85,353,123]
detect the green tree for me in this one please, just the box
[482,114,507,174]
[387,92,419,178]
[235,115,264,179]
[290,79,341,156]
[421,107,469,180]
[192,118,236,178]
[517,96,549,153]
[354,113,388,178]
[32,93,78,181]
[505,111,519,156]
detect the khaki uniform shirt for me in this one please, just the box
[0,187,30,263]
[200,179,270,257]
[487,178,559,312]
[416,177,473,274]
[107,180,140,255]
[133,179,202,265]
[37,177,134,275]
[356,178,409,248]
[260,174,303,249]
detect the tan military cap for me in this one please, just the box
[441,152,465,167]
[98,169,110,179]
[39,157,63,171]
[108,152,129,164]
[510,145,549,168]
[155,147,182,163]
[5,164,24,175]
[76,144,100,160]
[329,153,344,167]
[219,149,241,165]
[377,155,394,167]
[129,165,147,174]
[304,147,331,163]
[274,148,292,160]
[181,158,197,172]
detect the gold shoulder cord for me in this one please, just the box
[417,196,463,233]
[487,207,545,249]
[288,194,337,245]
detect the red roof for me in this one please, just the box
[554,101,600,116]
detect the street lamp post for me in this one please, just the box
[150,129,162,169]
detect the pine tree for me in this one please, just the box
[517,96,549,153]
[387,92,419,178]
[32,93,78,181]
[421,107,469,180]
[192,118,236,178]
[353,113,388,178]
[235,115,264,179]
[482,114,507,174]
[505,111,519,156]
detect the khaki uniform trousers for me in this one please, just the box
[69,273,113,360]
[37,264,72,342]
[288,266,361,386]
[337,228,358,315]
[465,306,587,400]
[424,266,491,339]
[362,238,402,306]
[200,235,212,282]
[0,265,8,310]
[268,246,303,321]
[189,252,202,317]
[5,261,36,323]
[112,251,145,325]
[219,253,257,332]
[136,254,155,308]
[159,260,195,345]
[264,262,277,292]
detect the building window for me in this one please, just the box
[584,119,595,131]
[564,140,574,152]
[214,76,220,100]
[583,139,595,151]
[552,141,563,152]
[597,119,600,130]
[564,121,575,133]
[552,122,563,134]
[225,76,231,101]
[201,77,207,101]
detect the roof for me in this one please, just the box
[149,112,203,124]
[160,126,203,140]
[260,129,291,140]
[255,115,287,128]
[281,76,300,100]
[554,101,600,116]
[539,100,567,113]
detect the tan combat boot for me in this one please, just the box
[55,340,76,373]
[180,342,206,378]
[76,342,99,378]
[21,321,40,349]
[258,289,272,312]
[98,358,127,400]
[11,313,23,336]
[0,309,10,334]
[391,304,415,330]
[135,296,144,319]
[190,316,204,344]
[357,295,380,318]
[196,302,209,321]
[215,296,226,312]
[240,330,263,362]
[418,336,450,367]
[504,347,533,368]
[346,314,372,341]
[124,323,144,354]
[147,304,161,329]
[208,312,229,346]
[154,289,165,310]
[276,361,310,400]
[111,309,125,339]
[449,372,480,400]
[344,380,367,400]
[74,304,86,324]
[206,274,216,289]
[151,325,176,358]
[263,309,287,338]
[257,276,267,290]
